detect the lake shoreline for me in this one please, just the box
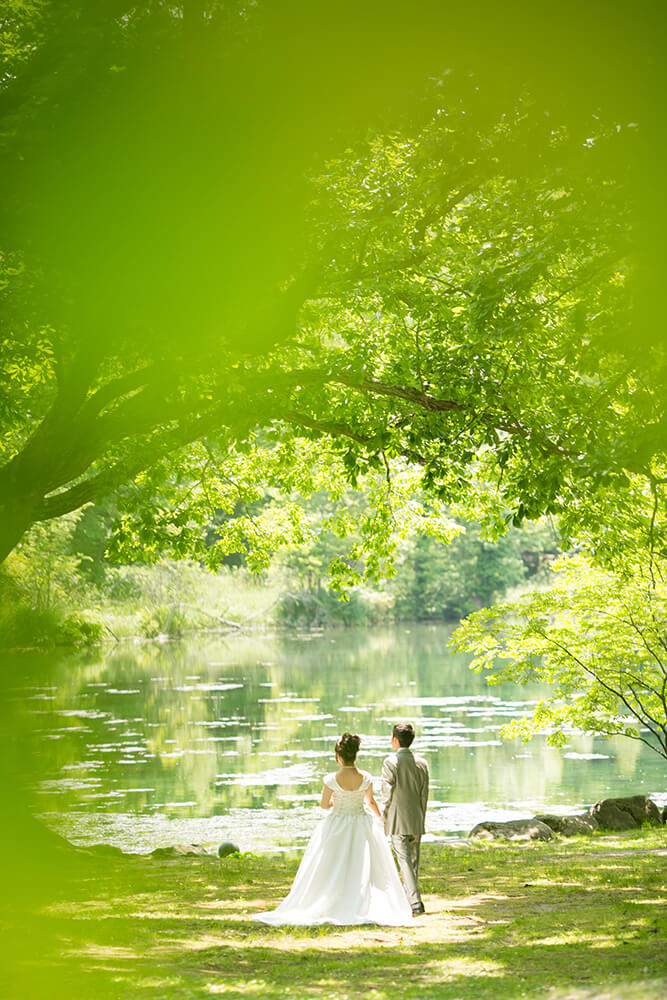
[15,625,667,856]
[41,790,667,861]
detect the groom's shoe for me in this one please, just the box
[412,902,426,916]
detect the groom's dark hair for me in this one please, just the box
[393,722,415,747]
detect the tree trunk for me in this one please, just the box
[0,498,36,564]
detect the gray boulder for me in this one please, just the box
[589,795,662,831]
[535,813,599,837]
[469,818,555,842]
[150,843,212,858]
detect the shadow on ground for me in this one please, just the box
[1,839,666,999]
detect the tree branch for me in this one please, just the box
[278,409,427,467]
[536,628,665,752]
[80,365,158,421]
[332,375,469,413]
[34,403,234,521]
[624,610,667,678]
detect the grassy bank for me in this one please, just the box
[3,830,666,1000]
[0,561,287,647]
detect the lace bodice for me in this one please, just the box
[324,771,372,816]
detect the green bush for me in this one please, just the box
[137,604,187,638]
[103,568,145,602]
[276,588,384,628]
[0,599,61,648]
[54,613,105,646]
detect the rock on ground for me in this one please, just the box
[85,843,126,856]
[150,844,213,858]
[589,796,662,831]
[218,841,241,857]
[469,819,555,842]
[535,813,600,836]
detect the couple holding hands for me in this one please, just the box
[255,722,429,927]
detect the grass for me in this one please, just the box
[92,563,287,640]
[0,562,288,647]
[2,828,666,1000]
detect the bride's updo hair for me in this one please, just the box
[335,732,361,765]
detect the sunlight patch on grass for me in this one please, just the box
[135,977,184,989]
[215,897,280,912]
[442,891,519,907]
[534,931,609,946]
[205,979,270,995]
[43,899,112,916]
[177,933,235,952]
[421,955,506,983]
[236,927,421,952]
[74,943,140,960]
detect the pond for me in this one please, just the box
[9,625,666,854]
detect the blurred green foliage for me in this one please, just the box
[1,0,665,586]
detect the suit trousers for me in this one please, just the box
[391,834,422,907]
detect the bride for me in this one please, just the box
[254,732,413,926]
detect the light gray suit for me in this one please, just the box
[382,747,429,909]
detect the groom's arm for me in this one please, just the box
[419,763,429,819]
[381,757,396,813]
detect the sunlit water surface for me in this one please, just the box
[10,625,666,853]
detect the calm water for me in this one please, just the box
[9,625,667,853]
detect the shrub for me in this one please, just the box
[137,604,187,638]
[54,613,105,646]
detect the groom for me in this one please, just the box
[381,721,429,916]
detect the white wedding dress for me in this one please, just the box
[254,771,413,926]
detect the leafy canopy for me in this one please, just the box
[0,0,665,585]
[452,547,667,759]
[452,454,667,758]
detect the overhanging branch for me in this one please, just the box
[34,403,235,521]
[279,409,427,466]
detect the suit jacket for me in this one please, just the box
[382,747,429,836]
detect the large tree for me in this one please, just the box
[1,1,665,573]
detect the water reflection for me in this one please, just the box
[9,626,666,853]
